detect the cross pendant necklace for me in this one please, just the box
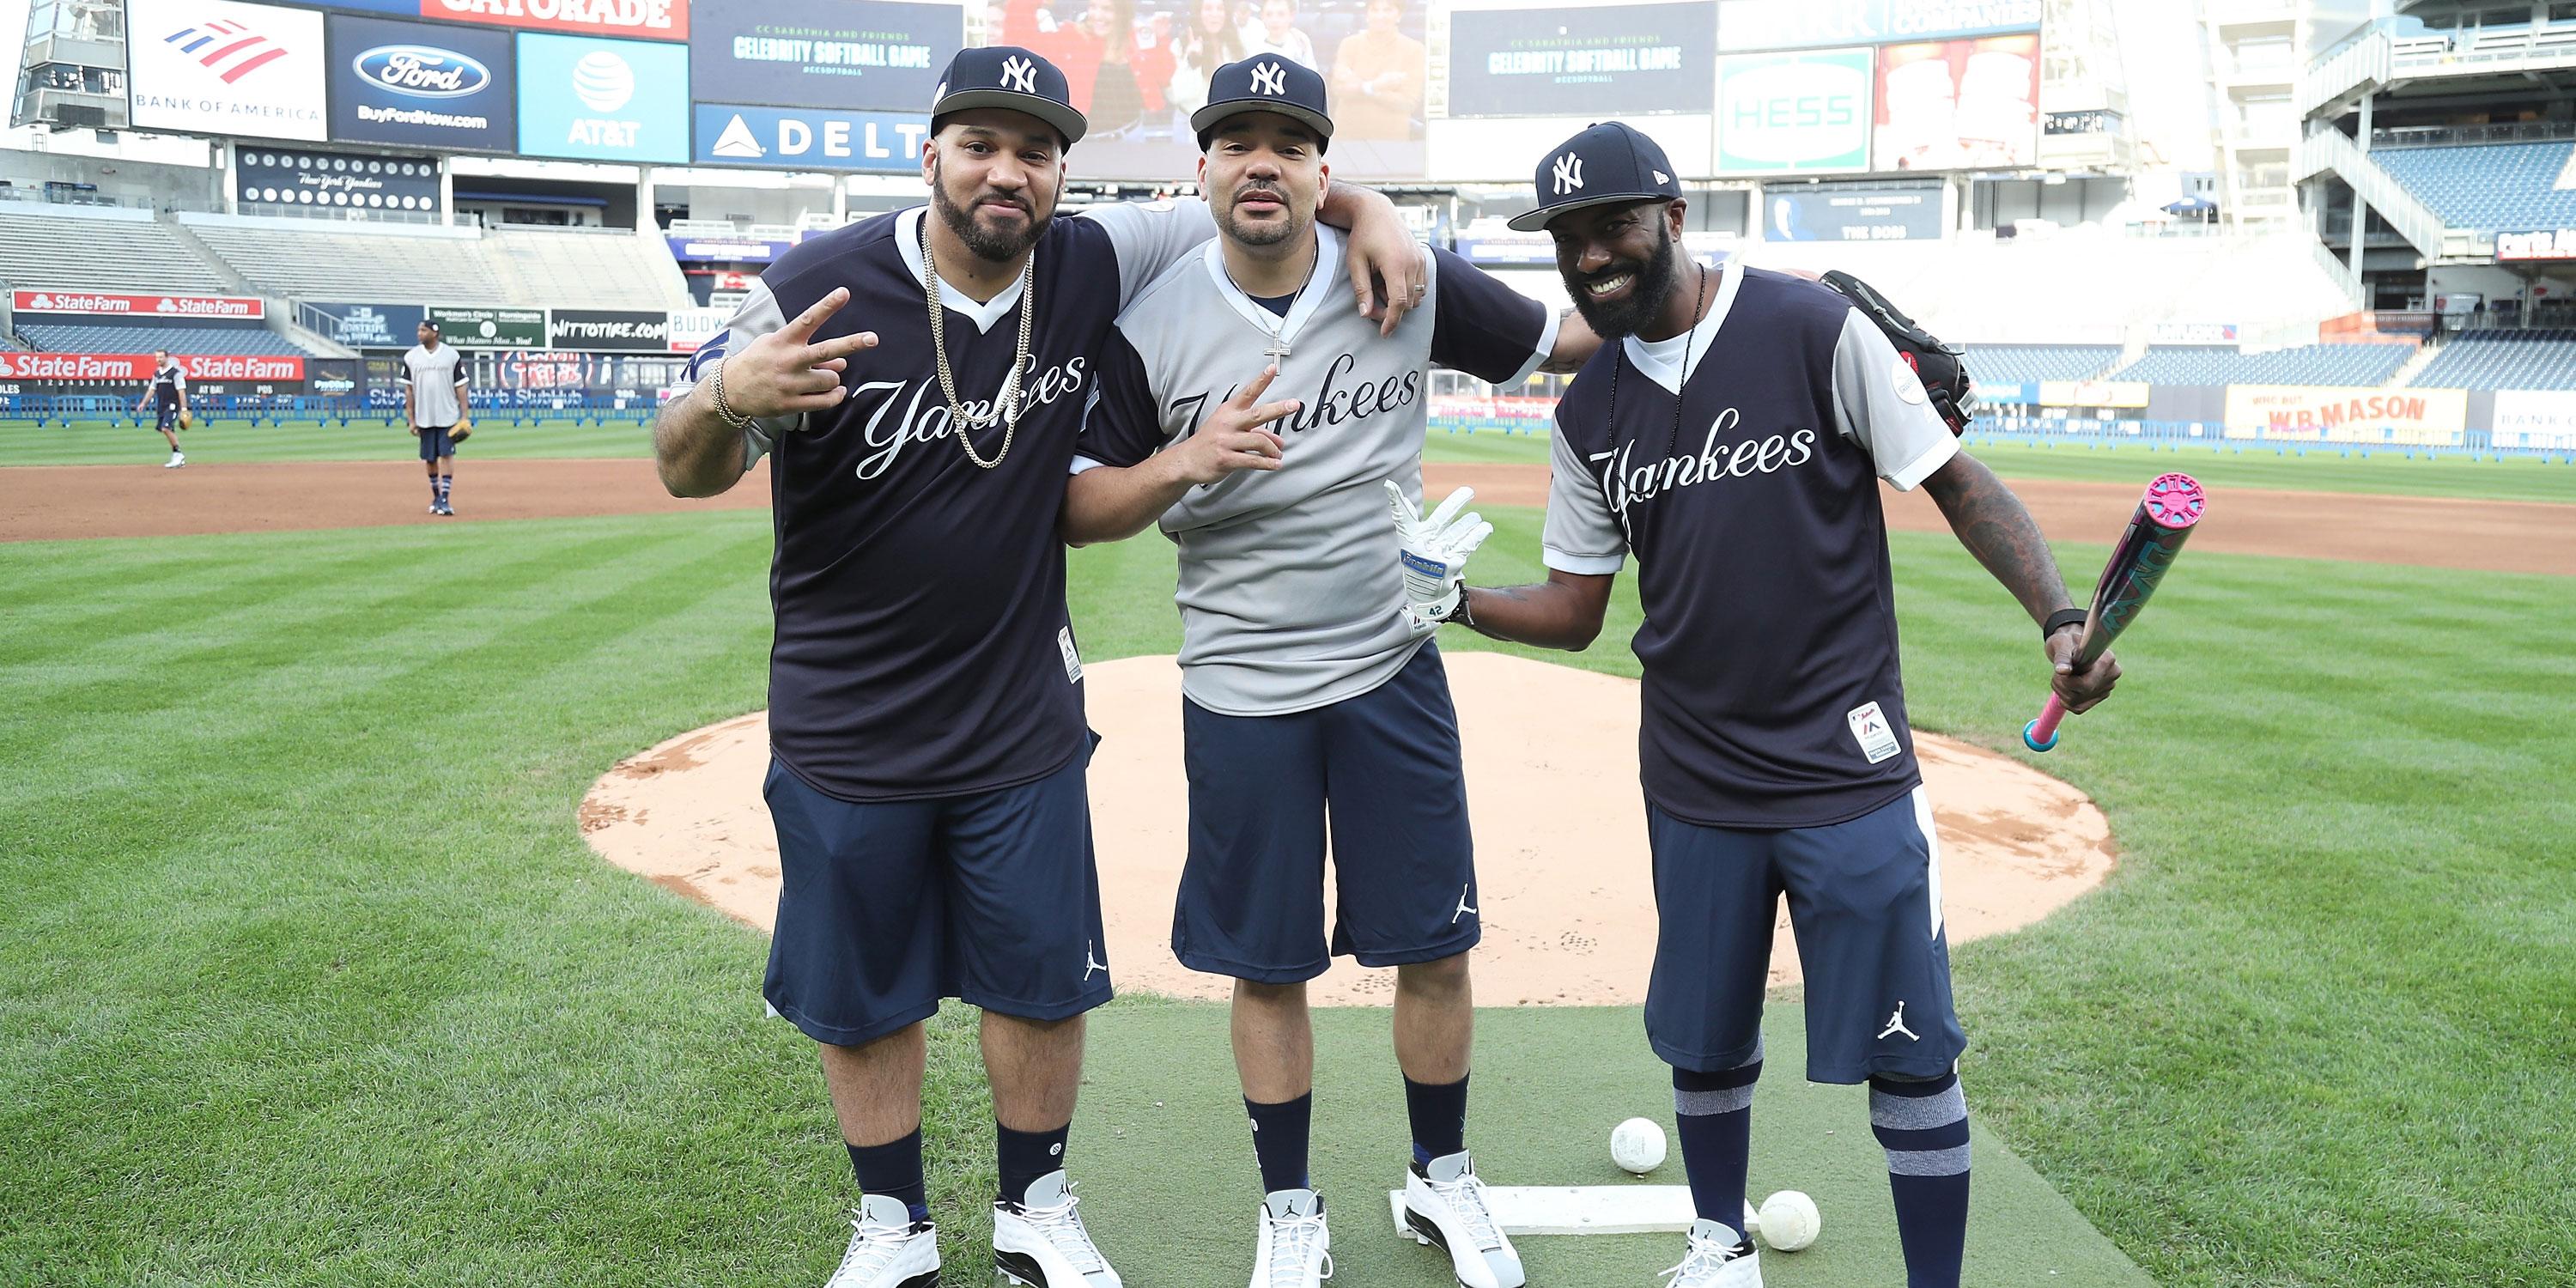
[1264,333,1291,362]
[1226,246,1317,365]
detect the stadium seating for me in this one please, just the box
[2409,329,2576,391]
[15,323,320,356]
[2370,141,2576,231]
[175,215,690,312]
[487,228,690,313]
[2110,343,2415,386]
[1959,344,2123,386]
[0,206,237,295]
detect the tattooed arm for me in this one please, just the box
[1537,307,1601,375]
[1919,451,2121,712]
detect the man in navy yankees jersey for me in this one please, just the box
[650,46,1427,1288]
[1400,122,2123,1288]
[1063,58,1594,1288]
[133,349,189,468]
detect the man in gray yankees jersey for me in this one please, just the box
[1408,121,2124,1288]
[1063,56,1595,1288]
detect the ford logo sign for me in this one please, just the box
[354,45,490,99]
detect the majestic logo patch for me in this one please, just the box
[1000,54,1037,94]
[1551,151,1584,196]
[1250,60,1287,95]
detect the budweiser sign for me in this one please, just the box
[11,289,266,319]
[0,353,306,381]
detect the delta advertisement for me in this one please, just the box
[515,32,690,161]
[2221,386,2469,445]
[1444,1,1718,118]
[1716,0,2042,52]
[428,304,547,346]
[688,0,957,112]
[1872,33,2039,171]
[0,353,307,381]
[2491,391,2576,450]
[1759,185,1940,240]
[1712,47,1872,174]
[326,14,519,150]
[693,104,929,171]
[12,289,265,319]
[420,0,690,42]
[126,0,329,141]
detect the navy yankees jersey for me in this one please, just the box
[1541,265,1960,828]
[148,363,185,405]
[679,199,1217,802]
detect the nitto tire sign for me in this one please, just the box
[547,308,670,350]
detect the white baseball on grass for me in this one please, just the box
[1756,1189,1820,1251]
[1609,1116,1666,1174]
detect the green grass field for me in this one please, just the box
[5,501,2573,1286]
[9,415,2572,503]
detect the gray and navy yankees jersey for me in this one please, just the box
[675,199,1217,802]
[1080,229,1554,715]
[1542,264,1960,829]
[400,343,466,427]
[148,363,185,404]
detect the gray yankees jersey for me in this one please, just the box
[1081,227,1555,715]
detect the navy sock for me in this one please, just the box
[438,476,453,501]
[995,1121,1069,1206]
[1673,1044,1762,1240]
[1870,1072,1971,1288]
[1403,1074,1468,1166]
[848,1131,930,1224]
[1245,1093,1313,1194]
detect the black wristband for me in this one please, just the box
[1446,587,1477,629]
[2043,608,2087,640]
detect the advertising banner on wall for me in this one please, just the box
[667,306,727,352]
[1716,0,2042,52]
[665,233,799,261]
[127,0,329,141]
[515,32,690,161]
[693,104,930,171]
[1758,184,1941,240]
[690,0,957,112]
[13,289,265,319]
[1445,1,1717,118]
[0,353,306,381]
[1872,32,2038,171]
[2496,228,2576,261]
[1712,46,1871,174]
[305,301,429,347]
[547,307,670,350]
[2038,380,2149,409]
[234,148,443,213]
[2222,385,2468,444]
[2153,321,2239,344]
[2492,391,2576,449]
[428,304,547,346]
[326,14,518,150]
[421,0,689,42]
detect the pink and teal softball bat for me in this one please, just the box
[2024,472,2207,753]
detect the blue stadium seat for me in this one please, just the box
[2110,343,2414,386]
[2371,141,2576,231]
[1960,343,2123,386]
[2409,330,2576,391]
[15,323,319,357]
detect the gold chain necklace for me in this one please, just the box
[920,214,1038,470]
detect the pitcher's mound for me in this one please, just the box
[582,653,2114,1006]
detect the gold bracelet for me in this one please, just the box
[706,355,755,433]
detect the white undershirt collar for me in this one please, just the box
[1622,259,1742,396]
[896,205,1030,336]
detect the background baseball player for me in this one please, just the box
[401,320,469,516]
[1063,56,1592,1288]
[650,46,1427,1288]
[1400,122,2123,1288]
[134,349,187,468]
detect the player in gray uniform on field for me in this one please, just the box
[401,320,469,516]
[1404,122,2124,1288]
[1064,56,1594,1288]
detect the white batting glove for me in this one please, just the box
[1384,479,1492,629]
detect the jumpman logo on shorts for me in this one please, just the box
[1083,940,1107,981]
[1877,1001,1919,1042]
[1452,884,1478,925]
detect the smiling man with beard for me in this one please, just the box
[1059,56,1595,1288]
[1395,122,2123,1288]
[651,45,1429,1288]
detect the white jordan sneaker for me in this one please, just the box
[825,1194,939,1288]
[165,452,185,468]
[1401,1151,1524,1288]
[1659,1218,1761,1288]
[1249,1188,1332,1288]
[993,1170,1121,1288]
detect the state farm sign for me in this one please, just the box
[0,353,306,381]
[11,289,266,319]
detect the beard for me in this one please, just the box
[1218,182,1306,247]
[1564,224,1680,340]
[932,160,1050,264]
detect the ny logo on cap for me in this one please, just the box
[1250,60,1286,95]
[1551,151,1584,196]
[1000,54,1037,93]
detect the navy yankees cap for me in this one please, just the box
[932,46,1086,147]
[1192,55,1334,152]
[1507,121,1683,232]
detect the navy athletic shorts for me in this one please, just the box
[1172,642,1479,983]
[416,425,456,461]
[1643,786,1965,1084]
[761,740,1111,1047]
[155,400,180,432]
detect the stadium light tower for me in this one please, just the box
[10,0,130,132]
